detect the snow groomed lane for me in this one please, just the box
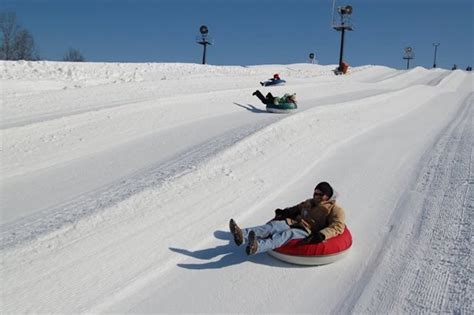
[360,92,473,314]
[335,92,473,314]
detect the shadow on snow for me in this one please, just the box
[233,102,267,114]
[169,230,311,270]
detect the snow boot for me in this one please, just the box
[246,231,258,255]
[229,219,243,246]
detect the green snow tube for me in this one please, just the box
[266,102,298,114]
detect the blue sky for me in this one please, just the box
[2,0,473,69]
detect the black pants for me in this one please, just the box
[254,90,275,105]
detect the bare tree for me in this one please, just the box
[63,47,85,62]
[0,11,18,60]
[0,11,39,60]
[13,29,39,60]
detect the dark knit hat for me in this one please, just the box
[315,182,333,198]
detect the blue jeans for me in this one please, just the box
[242,220,309,254]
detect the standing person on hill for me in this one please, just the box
[229,182,346,255]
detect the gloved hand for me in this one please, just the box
[303,232,325,244]
[274,208,289,220]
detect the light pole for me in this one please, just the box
[196,25,212,65]
[403,47,414,69]
[332,4,354,74]
[432,43,440,68]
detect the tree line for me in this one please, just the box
[0,11,85,62]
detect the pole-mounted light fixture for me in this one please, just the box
[332,1,354,74]
[403,46,414,69]
[432,43,440,68]
[196,25,212,65]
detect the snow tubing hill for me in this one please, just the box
[268,227,352,265]
[266,103,297,114]
[262,79,286,86]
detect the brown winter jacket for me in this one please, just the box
[284,198,346,240]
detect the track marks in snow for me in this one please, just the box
[349,93,473,314]
[362,67,452,88]
[0,118,273,248]
[404,93,473,313]
[0,81,262,129]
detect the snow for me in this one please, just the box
[1,60,472,314]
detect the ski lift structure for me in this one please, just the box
[196,25,213,65]
[331,0,354,74]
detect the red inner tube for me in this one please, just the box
[274,227,352,256]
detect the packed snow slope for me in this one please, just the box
[1,61,472,314]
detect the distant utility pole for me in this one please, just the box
[432,43,440,68]
[196,25,212,65]
[403,47,414,69]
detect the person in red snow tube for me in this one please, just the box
[273,73,280,80]
[229,181,346,255]
[269,226,352,265]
